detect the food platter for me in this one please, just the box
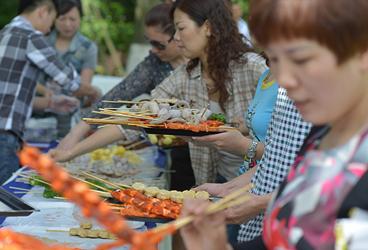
[83,99,236,136]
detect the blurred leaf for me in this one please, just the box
[0,2,17,29]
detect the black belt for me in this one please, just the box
[0,130,14,135]
[0,130,23,144]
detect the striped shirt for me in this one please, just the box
[0,16,80,137]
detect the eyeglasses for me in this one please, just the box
[149,40,167,51]
[145,35,174,51]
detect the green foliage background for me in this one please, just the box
[0,0,250,74]
[0,2,17,29]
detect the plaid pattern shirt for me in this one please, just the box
[152,53,267,184]
[0,16,80,137]
[237,88,312,242]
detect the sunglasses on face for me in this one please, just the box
[145,35,174,51]
[149,40,167,50]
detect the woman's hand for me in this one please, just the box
[224,193,270,224]
[180,199,231,250]
[48,148,74,163]
[56,121,92,150]
[194,182,231,197]
[192,130,250,156]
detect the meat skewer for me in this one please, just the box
[111,189,181,219]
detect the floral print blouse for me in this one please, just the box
[263,126,368,249]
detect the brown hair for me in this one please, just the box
[249,0,368,64]
[171,0,253,110]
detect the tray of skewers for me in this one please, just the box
[83,99,236,136]
[108,182,210,223]
[25,172,210,224]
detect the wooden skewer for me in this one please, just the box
[83,118,145,126]
[125,139,148,150]
[53,197,66,200]
[200,104,209,119]
[81,171,131,189]
[210,184,253,209]
[72,176,111,193]
[13,191,43,194]
[8,186,32,192]
[93,110,155,120]
[92,190,112,198]
[102,100,142,104]
[99,108,157,116]
[46,229,69,233]
[102,98,178,104]
[17,173,51,186]
[152,184,253,233]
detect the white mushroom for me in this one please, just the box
[149,101,160,114]
[174,100,190,109]
[141,102,151,112]
[150,112,171,124]
[181,108,193,120]
[158,108,169,116]
[168,118,187,123]
[168,109,182,118]
[159,103,171,110]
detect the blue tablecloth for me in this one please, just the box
[0,141,58,225]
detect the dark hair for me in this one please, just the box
[18,0,56,15]
[249,0,368,64]
[171,0,252,110]
[145,3,175,37]
[56,0,83,17]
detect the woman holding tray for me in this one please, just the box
[50,0,267,187]
[179,0,368,249]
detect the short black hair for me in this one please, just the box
[145,3,175,36]
[55,0,83,17]
[17,0,57,15]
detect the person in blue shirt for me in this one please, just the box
[194,68,278,246]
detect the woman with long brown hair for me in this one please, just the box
[50,0,267,187]
[152,0,267,184]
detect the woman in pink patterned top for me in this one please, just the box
[179,0,368,249]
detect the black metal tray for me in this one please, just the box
[142,127,221,137]
[0,187,36,217]
[125,215,173,224]
[121,123,231,137]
